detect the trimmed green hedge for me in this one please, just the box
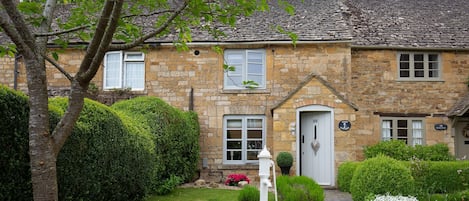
[51,98,156,201]
[410,160,469,194]
[111,96,200,195]
[0,86,32,201]
[364,140,454,161]
[337,161,360,193]
[350,155,415,201]
[276,175,324,201]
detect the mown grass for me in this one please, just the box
[146,187,276,201]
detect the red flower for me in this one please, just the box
[224,173,250,186]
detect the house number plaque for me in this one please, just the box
[338,120,351,131]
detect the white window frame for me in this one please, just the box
[223,115,266,165]
[103,51,145,91]
[381,117,425,146]
[397,52,441,81]
[223,49,266,89]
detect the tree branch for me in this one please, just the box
[34,25,90,37]
[44,55,73,82]
[36,0,57,47]
[121,9,174,19]
[0,0,37,53]
[82,0,124,81]
[108,1,188,51]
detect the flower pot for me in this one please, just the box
[280,166,291,175]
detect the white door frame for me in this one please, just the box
[295,105,335,186]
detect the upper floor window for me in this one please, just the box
[223,115,265,164]
[224,49,266,89]
[381,117,424,146]
[398,52,440,80]
[103,51,145,90]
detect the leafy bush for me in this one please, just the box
[0,86,32,201]
[364,140,454,161]
[51,98,156,201]
[238,185,260,201]
[410,160,469,194]
[419,190,469,201]
[350,155,415,201]
[111,96,200,194]
[276,175,324,201]
[337,161,360,193]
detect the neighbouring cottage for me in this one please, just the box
[1,0,469,187]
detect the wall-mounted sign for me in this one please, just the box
[434,124,447,131]
[338,120,351,131]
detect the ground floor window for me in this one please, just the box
[223,115,265,164]
[381,117,424,146]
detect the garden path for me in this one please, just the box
[324,189,353,201]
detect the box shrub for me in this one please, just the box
[276,175,324,201]
[350,155,415,201]
[410,160,469,194]
[238,185,260,201]
[419,190,469,201]
[0,86,32,201]
[51,98,156,201]
[337,161,360,193]
[111,96,200,194]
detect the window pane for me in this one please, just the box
[398,129,408,137]
[226,54,243,65]
[414,54,424,61]
[247,75,264,85]
[227,141,242,149]
[415,70,424,77]
[227,130,241,139]
[397,120,407,128]
[247,52,263,63]
[105,53,121,88]
[227,119,242,128]
[225,75,243,87]
[400,62,410,69]
[247,151,259,160]
[412,120,423,146]
[247,140,263,149]
[400,54,409,62]
[227,64,243,75]
[429,70,439,77]
[247,119,262,128]
[124,62,144,89]
[429,54,438,62]
[400,70,410,77]
[227,151,242,160]
[126,53,143,60]
[247,130,262,138]
[382,120,392,140]
[247,63,263,74]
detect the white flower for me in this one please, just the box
[370,194,418,201]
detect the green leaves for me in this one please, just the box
[0,44,17,58]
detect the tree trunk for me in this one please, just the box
[25,55,59,201]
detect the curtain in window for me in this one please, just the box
[382,120,392,141]
[412,120,423,145]
[124,62,144,89]
[105,52,121,88]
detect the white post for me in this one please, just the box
[258,145,272,201]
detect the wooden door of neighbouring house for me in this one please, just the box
[298,106,334,186]
[455,121,469,159]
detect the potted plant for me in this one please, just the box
[276,151,293,175]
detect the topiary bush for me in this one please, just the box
[350,155,415,201]
[337,161,360,193]
[111,96,200,195]
[364,140,454,161]
[51,98,156,201]
[238,185,260,201]
[276,175,324,201]
[0,85,32,201]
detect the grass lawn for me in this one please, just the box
[146,187,276,201]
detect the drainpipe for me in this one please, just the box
[14,53,22,90]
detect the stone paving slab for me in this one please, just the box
[325,189,353,201]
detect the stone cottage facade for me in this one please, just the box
[1,0,469,186]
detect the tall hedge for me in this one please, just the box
[364,140,454,161]
[111,96,200,194]
[50,98,157,201]
[0,86,32,201]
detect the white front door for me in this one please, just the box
[455,121,469,159]
[299,110,334,186]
